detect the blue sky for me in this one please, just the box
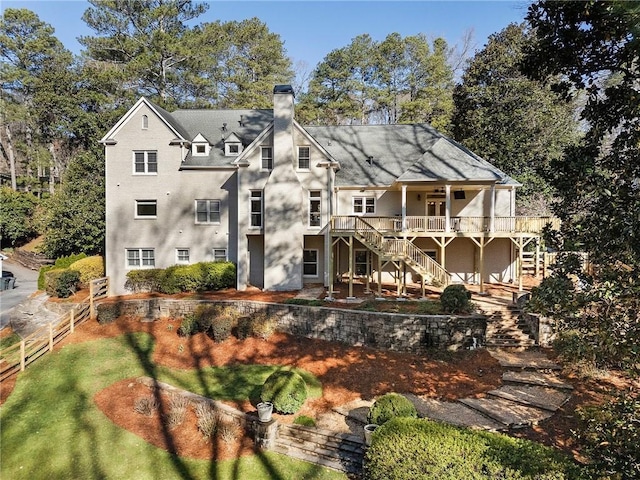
[3,0,532,74]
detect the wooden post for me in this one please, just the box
[70,309,75,333]
[20,340,26,371]
[49,323,54,351]
[377,255,382,298]
[348,236,354,299]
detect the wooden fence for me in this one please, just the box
[0,277,109,382]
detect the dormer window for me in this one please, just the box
[224,133,243,156]
[225,143,241,156]
[191,133,210,156]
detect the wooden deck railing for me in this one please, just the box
[332,215,559,234]
[0,277,109,381]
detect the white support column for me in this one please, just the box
[445,184,451,233]
[510,186,516,216]
[489,184,496,233]
[401,184,407,232]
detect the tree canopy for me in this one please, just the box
[297,33,454,130]
[452,23,581,214]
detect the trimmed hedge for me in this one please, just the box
[440,284,473,314]
[367,393,417,425]
[261,370,307,414]
[68,255,104,287]
[124,261,236,294]
[38,253,88,290]
[365,417,584,480]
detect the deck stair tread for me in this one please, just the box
[272,443,362,474]
[503,371,573,390]
[487,385,571,411]
[459,396,554,428]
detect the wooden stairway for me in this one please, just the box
[352,216,450,286]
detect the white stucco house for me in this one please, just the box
[100,85,554,296]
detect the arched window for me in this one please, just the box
[142,115,148,129]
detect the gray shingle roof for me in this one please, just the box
[147,99,518,184]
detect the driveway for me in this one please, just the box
[0,258,40,329]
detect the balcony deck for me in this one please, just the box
[331,216,559,237]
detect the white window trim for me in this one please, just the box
[135,200,157,219]
[142,115,148,130]
[225,143,241,156]
[352,196,376,215]
[303,249,319,278]
[354,249,370,277]
[250,190,263,228]
[133,151,158,175]
[195,199,221,225]
[125,248,155,269]
[213,248,227,262]
[176,248,190,264]
[298,146,310,170]
[192,143,210,156]
[261,146,273,170]
[308,190,321,228]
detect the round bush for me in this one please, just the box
[367,393,417,425]
[68,255,104,287]
[261,370,307,414]
[440,284,472,314]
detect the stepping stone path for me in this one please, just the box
[408,348,572,431]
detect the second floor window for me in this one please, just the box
[133,151,157,174]
[309,191,321,227]
[298,146,310,169]
[136,200,157,218]
[353,196,375,214]
[261,147,273,170]
[250,191,263,227]
[195,200,220,224]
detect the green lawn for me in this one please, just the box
[0,332,346,480]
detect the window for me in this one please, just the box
[309,190,321,227]
[126,248,155,268]
[133,151,157,174]
[176,248,190,264]
[298,146,310,169]
[261,147,273,170]
[226,143,240,156]
[135,200,157,218]
[353,196,375,214]
[250,191,263,227]
[355,250,369,276]
[196,144,206,154]
[303,249,318,277]
[142,115,148,129]
[195,199,220,224]
[213,249,227,262]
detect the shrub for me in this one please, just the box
[367,393,417,426]
[261,370,307,414]
[250,312,278,340]
[365,417,583,480]
[68,255,104,287]
[577,392,640,480]
[217,419,242,444]
[45,268,80,298]
[236,316,252,340]
[440,284,472,314]
[178,314,199,337]
[201,261,236,290]
[37,253,88,291]
[96,303,121,325]
[210,306,240,342]
[125,269,166,293]
[164,394,188,430]
[134,396,159,416]
[165,264,203,292]
[284,298,324,307]
[293,415,316,427]
[195,402,219,439]
[553,330,595,365]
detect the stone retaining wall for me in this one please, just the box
[98,298,486,353]
[521,312,556,348]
